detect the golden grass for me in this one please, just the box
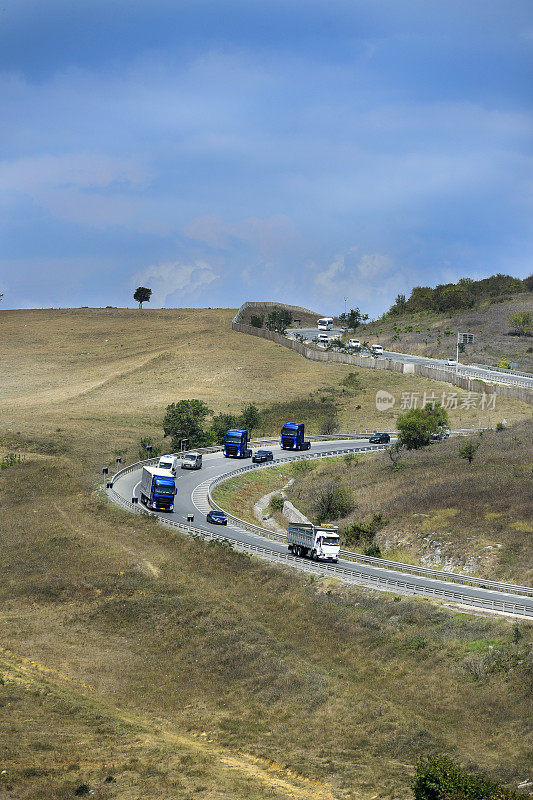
[0,307,532,799]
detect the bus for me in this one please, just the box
[317,317,333,330]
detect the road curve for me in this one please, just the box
[109,442,533,618]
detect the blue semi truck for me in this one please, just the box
[140,466,177,511]
[223,429,252,458]
[280,422,311,450]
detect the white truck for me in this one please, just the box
[287,523,340,562]
[158,454,179,474]
[181,451,203,470]
[140,466,177,512]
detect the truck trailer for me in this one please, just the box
[223,429,252,458]
[287,523,340,562]
[139,466,177,512]
[280,422,311,451]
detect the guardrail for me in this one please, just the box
[106,483,532,617]
[206,450,533,599]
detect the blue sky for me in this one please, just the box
[1,0,531,316]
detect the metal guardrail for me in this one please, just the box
[471,362,533,379]
[108,447,533,613]
[106,484,532,617]
[206,450,533,599]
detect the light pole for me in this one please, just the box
[344,296,348,318]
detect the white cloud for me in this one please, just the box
[133,260,219,307]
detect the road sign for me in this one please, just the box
[458,333,474,344]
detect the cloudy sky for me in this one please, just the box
[1,0,531,316]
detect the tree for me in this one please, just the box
[267,307,292,333]
[340,307,367,330]
[396,404,449,450]
[458,440,479,464]
[210,412,239,445]
[508,310,532,336]
[133,286,152,309]
[250,314,264,328]
[163,399,212,450]
[240,403,261,435]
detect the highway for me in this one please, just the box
[288,328,533,387]
[109,441,533,618]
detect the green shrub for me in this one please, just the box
[413,755,528,800]
[269,494,284,512]
[250,314,264,328]
[312,481,353,523]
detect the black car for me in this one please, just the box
[206,510,228,525]
[369,432,391,444]
[252,449,274,463]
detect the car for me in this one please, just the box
[252,449,274,463]
[317,333,329,343]
[369,432,391,444]
[445,358,457,367]
[430,428,450,441]
[371,344,384,355]
[348,338,361,348]
[206,510,228,525]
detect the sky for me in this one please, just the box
[0,0,531,316]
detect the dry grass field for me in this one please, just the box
[0,307,532,800]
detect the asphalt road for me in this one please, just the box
[111,442,533,617]
[287,328,533,387]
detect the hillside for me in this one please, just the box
[0,307,532,799]
[358,291,533,371]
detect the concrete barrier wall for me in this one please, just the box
[232,318,533,405]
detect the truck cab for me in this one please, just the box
[223,429,252,458]
[280,422,311,451]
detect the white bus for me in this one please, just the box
[317,317,333,331]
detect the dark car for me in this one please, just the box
[430,428,450,441]
[369,432,391,444]
[252,449,274,463]
[206,510,228,525]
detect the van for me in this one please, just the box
[348,338,361,348]
[157,454,179,474]
[371,344,384,355]
[181,451,203,470]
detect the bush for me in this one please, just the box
[364,542,382,557]
[312,481,353,523]
[413,755,528,800]
[163,399,212,450]
[250,314,264,328]
[269,494,284,512]
[139,437,161,459]
[397,404,449,450]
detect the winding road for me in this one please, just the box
[109,440,533,618]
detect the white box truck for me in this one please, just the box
[181,451,203,470]
[287,523,340,562]
[140,466,177,512]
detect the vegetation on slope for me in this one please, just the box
[0,307,532,799]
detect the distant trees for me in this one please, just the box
[386,274,527,316]
[508,310,532,336]
[396,404,449,449]
[339,307,368,330]
[133,286,152,309]
[240,403,261,436]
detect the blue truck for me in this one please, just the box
[280,422,311,451]
[140,466,177,512]
[223,429,252,458]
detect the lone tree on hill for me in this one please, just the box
[134,286,152,309]
[508,310,532,336]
